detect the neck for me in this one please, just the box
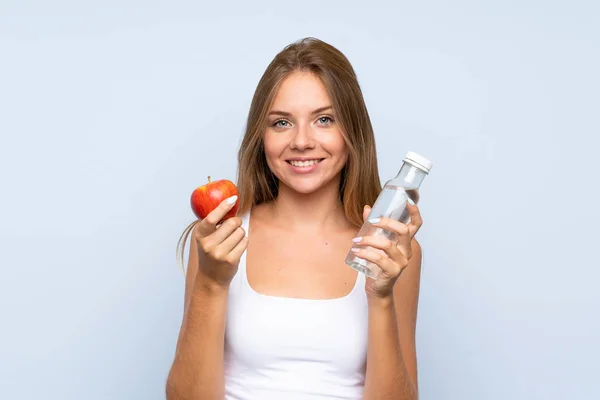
[266,178,348,232]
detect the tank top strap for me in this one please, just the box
[240,211,251,271]
[240,211,250,235]
[237,211,251,285]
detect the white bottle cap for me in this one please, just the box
[405,151,433,173]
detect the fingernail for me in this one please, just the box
[226,195,238,205]
[351,248,360,253]
[407,198,415,206]
[352,237,363,243]
[368,217,380,224]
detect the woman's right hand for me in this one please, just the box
[192,195,247,289]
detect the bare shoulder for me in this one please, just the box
[247,202,272,228]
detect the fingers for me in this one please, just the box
[368,216,410,242]
[371,203,423,238]
[351,246,402,278]
[212,224,246,261]
[194,214,247,265]
[406,202,423,237]
[366,212,417,260]
[197,217,242,254]
[225,234,249,264]
[352,235,403,260]
[352,202,423,280]
[196,195,238,237]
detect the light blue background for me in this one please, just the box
[1,1,598,399]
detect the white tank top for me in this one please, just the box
[224,212,369,400]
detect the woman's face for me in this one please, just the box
[263,71,348,195]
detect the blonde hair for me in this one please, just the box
[177,37,382,272]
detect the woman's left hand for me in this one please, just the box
[352,201,423,299]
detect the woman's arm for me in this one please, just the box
[363,239,422,400]
[166,198,246,400]
[166,232,230,400]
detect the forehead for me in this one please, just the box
[271,71,332,111]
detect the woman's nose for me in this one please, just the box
[290,123,315,150]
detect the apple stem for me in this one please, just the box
[208,176,211,183]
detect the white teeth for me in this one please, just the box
[290,159,320,167]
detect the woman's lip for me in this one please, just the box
[285,158,325,162]
[286,159,324,173]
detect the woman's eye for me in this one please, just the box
[317,116,333,125]
[273,120,290,128]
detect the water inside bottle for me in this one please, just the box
[345,184,419,279]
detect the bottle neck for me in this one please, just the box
[391,162,428,189]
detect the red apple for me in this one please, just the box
[190,176,239,221]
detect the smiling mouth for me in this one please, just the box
[286,159,325,167]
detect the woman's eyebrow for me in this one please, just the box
[268,106,333,117]
[311,106,333,115]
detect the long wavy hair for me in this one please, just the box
[177,37,382,272]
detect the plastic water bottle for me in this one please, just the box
[346,151,433,279]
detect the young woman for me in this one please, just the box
[167,37,423,400]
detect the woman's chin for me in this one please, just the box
[280,177,338,196]
[278,179,321,195]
